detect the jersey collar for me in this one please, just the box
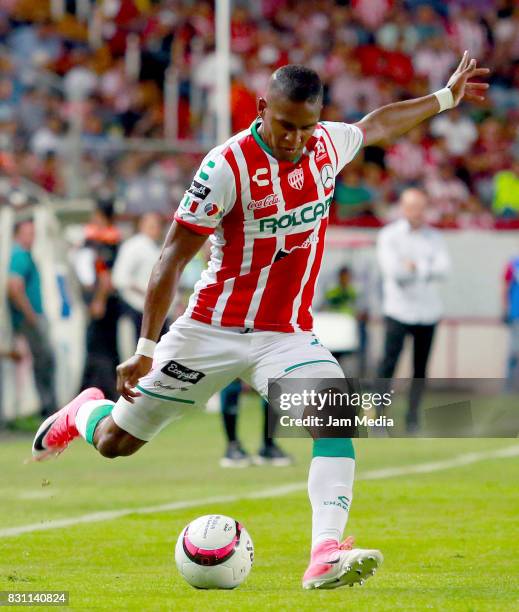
[250,119,302,164]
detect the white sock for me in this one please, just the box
[75,399,115,443]
[308,456,355,547]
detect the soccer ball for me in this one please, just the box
[175,514,254,589]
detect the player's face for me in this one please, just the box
[258,95,321,162]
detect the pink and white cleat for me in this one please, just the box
[302,536,383,590]
[31,388,104,461]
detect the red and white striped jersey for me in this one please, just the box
[175,119,364,332]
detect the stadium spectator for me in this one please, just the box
[75,200,122,400]
[324,265,369,376]
[324,266,357,316]
[0,0,517,228]
[430,106,478,157]
[454,6,490,58]
[467,117,511,206]
[334,167,374,219]
[30,115,66,158]
[492,158,519,218]
[34,151,64,195]
[0,77,15,124]
[112,212,166,344]
[351,0,394,31]
[7,219,57,419]
[375,9,419,53]
[413,36,456,92]
[424,161,471,223]
[503,254,519,392]
[376,189,450,433]
[0,347,22,425]
[386,125,430,185]
[219,381,292,468]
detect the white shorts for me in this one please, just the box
[112,315,344,441]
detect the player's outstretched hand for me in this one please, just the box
[446,50,490,106]
[116,354,153,403]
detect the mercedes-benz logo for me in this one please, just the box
[320,164,334,189]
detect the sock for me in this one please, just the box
[75,399,115,446]
[308,438,355,547]
[221,381,240,443]
[262,400,274,448]
[222,412,238,443]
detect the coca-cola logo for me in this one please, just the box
[247,193,279,211]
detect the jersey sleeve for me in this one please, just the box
[320,121,364,175]
[9,249,30,279]
[175,149,236,235]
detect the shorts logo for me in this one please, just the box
[247,193,279,211]
[252,167,269,187]
[188,180,211,200]
[288,167,304,190]
[153,380,189,392]
[204,203,219,217]
[160,360,205,384]
[320,164,334,190]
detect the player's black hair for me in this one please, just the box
[270,65,323,104]
[338,266,351,276]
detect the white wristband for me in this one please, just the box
[433,87,455,113]
[136,337,156,359]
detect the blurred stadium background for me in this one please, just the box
[1,0,518,423]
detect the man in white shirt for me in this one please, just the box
[112,213,165,343]
[377,188,450,432]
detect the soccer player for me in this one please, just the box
[32,54,488,590]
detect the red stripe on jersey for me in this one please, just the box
[320,124,338,169]
[279,156,319,211]
[254,230,313,331]
[219,136,276,326]
[221,236,277,326]
[191,148,243,324]
[240,135,278,220]
[297,218,328,330]
[174,215,214,235]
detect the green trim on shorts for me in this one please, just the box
[284,359,339,374]
[313,438,355,459]
[85,403,114,445]
[135,384,195,404]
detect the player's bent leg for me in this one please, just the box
[31,389,155,461]
[32,387,106,461]
[92,415,146,458]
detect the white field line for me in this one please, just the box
[2,444,518,539]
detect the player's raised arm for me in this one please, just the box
[354,51,490,146]
[116,222,207,401]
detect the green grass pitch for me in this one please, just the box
[1,394,518,611]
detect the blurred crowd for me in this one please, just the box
[0,0,518,226]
